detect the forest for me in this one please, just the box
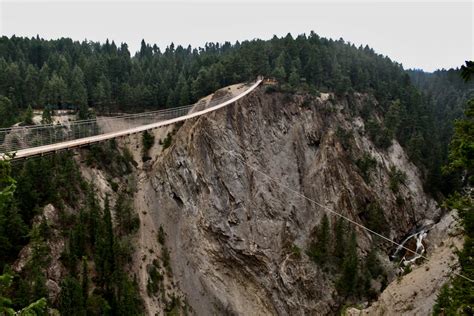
[1,33,472,194]
[0,33,473,314]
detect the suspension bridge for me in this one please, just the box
[0,78,263,160]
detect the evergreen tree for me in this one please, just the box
[81,256,89,310]
[40,73,67,108]
[0,96,16,127]
[333,217,347,267]
[176,74,190,106]
[24,65,39,107]
[308,214,330,265]
[94,75,112,112]
[337,230,359,296]
[0,158,27,271]
[1,272,47,316]
[115,192,139,236]
[70,66,89,119]
[444,99,474,182]
[288,68,300,87]
[59,276,84,315]
[41,106,53,124]
[3,63,22,106]
[365,202,388,235]
[434,62,474,314]
[23,105,34,125]
[96,195,115,294]
[385,100,401,138]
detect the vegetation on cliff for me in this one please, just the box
[0,30,473,313]
[1,33,469,194]
[0,145,143,314]
[433,62,474,315]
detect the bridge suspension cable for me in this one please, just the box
[204,131,474,284]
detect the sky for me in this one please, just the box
[0,0,472,72]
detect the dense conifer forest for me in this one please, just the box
[433,63,474,315]
[1,33,472,193]
[0,33,473,314]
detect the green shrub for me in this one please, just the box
[142,130,155,156]
[389,166,407,193]
[161,245,172,276]
[85,141,134,176]
[161,133,173,149]
[291,244,302,259]
[356,153,377,183]
[335,127,353,151]
[122,147,137,168]
[146,264,163,297]
[301,98,311,108]
[364,202,388,235]
[157,226,165,245]
[165,294,181,316]
[265,85,278,94]
[366,119,392,149]
[22,105,34,126]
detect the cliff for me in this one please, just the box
[11,84,452,315]
[132,85,442,314]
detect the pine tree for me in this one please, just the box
[81,256,89,309]
[272,66,286,83]
[41,106,53,124]
[337,230,359,296]
[0,159,26,269]
[93,75,112,112]
[115,192,139,236]
[289,68,300,87]
[434,63,474,313]
[176,74,190,106]
[4,63,22,107]
[385,100,401,138]
[22,105,34,125]
[333,217,346,267]
[59,277,84,315]
[40,73,67,108]
[71,66,89,119]
[308,214,330,265]
[24,65,39,107]
[0,96,16,127]
[97,195,115,292]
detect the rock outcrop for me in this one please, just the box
[136,86,441,315]
[347,211,463,315]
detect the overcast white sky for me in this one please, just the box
[0,0,472,72]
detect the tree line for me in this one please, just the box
[0,141,143,314]
[0,32,418,115]
[0,32,463,193]
[433,62,474,315]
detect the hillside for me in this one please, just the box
[0,33,472,315]
[0,33,448,194]
[133,84,452,314]
[12,83,459,314]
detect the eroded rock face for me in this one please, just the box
[346,212,462,316]
[142,88,440,315]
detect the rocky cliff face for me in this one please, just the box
[135,86,441,315]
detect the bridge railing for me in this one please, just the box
[0,84,247,155]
